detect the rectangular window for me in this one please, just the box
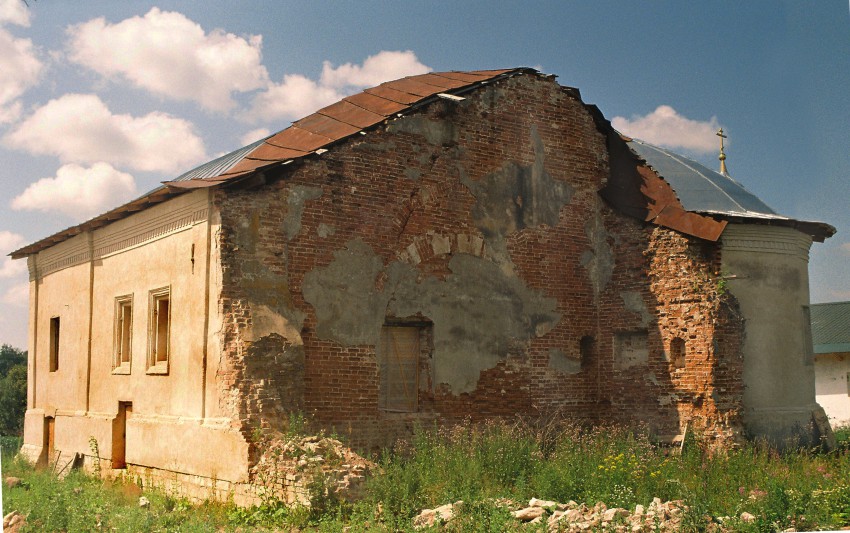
[147,287,170,374]
[113,295,133,374]
[49,316,60,372]
[379,324,430,412]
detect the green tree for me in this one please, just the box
[0,344,27,436]
[0,344,26,375]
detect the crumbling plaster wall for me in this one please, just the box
[214,73,744,451]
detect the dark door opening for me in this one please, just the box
[111,402,132,469]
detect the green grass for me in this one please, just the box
[3,422,850,531]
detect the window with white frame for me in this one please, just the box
[113,295,133,373]
[147,287,170,374]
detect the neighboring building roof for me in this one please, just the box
[627,139,835,242]
[811,301,850,354]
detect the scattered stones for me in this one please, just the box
[139,496,151,508]
[4,476,21,489]
[740,511,756,523]
[3,511,25,532]
[413,501,462,529]
[415,496,689,531]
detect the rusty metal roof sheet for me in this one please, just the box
[12,68,533,258]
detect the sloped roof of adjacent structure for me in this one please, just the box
[626,139,835,242]
[811,301,850,354]
[10,67,835,258]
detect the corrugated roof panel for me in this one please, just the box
[628,139,778,216]
[265,127,334,152]
[225,157,278,175]
[171,138,266,182]
[343,92,407,116]
[244,142,310,161]
[294,113,361,138]
[317,100,386,129]
[811,301,850,353]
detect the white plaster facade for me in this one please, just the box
[814,352,850,427]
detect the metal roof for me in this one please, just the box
[811,301,850,353]
[166,68,527,187]
[626,139,835,241]
[11,68,531,258]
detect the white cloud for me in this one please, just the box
[840,242,850,255]
[247,50,430,122]
[248,74,343,123]
[2,281,28,307]
[612,105,721,154]
[0,230,26,279]
[4,93,206,174]
[0,28,42,123]
[12,162,137,220]
[0,0,30,27]
[319,50,430,90]
[239,127,270,146]
[66,7,268,112]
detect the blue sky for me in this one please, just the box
[0,0,848,347]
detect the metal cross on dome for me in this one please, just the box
[716,128,729,175]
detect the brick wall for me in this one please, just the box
[214,72,745,456]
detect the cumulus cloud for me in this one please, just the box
[612,105,721,154]
[0,28,42,123]
[12,162,137,220]
[319,50,430,90]
[247,50,430,122]
[0,0,30,27]
[239,127,270,146]
[66,7,268,112]
[0,230,26,279]
[3,93,206,173]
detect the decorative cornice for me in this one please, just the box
[720,224,812,260]
[33,197,208,279]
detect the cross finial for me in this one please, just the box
[716,128,728,175]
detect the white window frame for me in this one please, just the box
[146,286,171,375]
[112,294,133,374]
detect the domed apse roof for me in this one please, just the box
[626,138,834,241]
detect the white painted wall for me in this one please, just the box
[815,352,850,427]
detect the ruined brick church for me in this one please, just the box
[12,68,834,500]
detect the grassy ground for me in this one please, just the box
[3,423,850,532]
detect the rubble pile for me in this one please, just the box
[250,434,376,505]
[414,497,687,531]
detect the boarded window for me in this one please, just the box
[147,287,170,374]
[613,330,649,370]
[379,325,423,412]
[113,295,133,372]
[670,338,686,369]
[49,316,60,372]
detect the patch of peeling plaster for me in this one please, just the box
[461,125,573,270]
[302,239,560,394]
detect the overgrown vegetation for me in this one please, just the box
[0,344,27,437]
[3,420,850,531]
